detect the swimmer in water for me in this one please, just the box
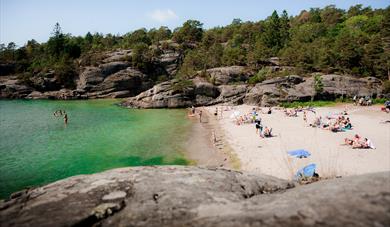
[64,113,68,125]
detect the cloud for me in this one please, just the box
[148,9,178,22]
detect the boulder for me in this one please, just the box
[90,68,151,97]
[122,80,196,108]
[0,166,389,227]
[77,67,105,91]
[29,72,62,91]
[206,66,251,85]
[26,91,48,99]
[0,77,33,99]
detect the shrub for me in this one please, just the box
[248,68,269,84]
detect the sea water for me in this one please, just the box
[0,99,191,198]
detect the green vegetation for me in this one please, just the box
[280,100,338,108]
[314,74,324,94]
[1,4,389,86]
[248,67,269,84]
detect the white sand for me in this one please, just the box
[205,104,390,180]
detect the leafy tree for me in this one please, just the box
[173,20,203,43]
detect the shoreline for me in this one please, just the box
[184,108,240,169]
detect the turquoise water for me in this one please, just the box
[0,99,191,198]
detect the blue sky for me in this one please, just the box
[1,0,389,46]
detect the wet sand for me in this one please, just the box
[184,108,239,169]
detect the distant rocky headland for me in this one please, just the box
[0,166,389,227]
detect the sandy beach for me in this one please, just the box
[184,110,239,169]
[198,104,390,180]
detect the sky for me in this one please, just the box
[1,0,389,46]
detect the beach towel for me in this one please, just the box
[288,149,311,158]
[366,139,376,149]
[295,163,316,178]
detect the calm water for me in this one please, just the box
[0,99,191,198]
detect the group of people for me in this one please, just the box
[309,113,352,132]
[53,109,68,124]
[344,134,375,149]
[252,108,273,138]
[353,95,373,106]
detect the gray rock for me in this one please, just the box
[90,68,150,96]
[77,67,105,91]
[99,61,131,76]
[26,91,48,99]
[0,77,33,99]
[29,72,61,91]
[102,49,132,63]
[0,166,389,227]
[206,66,250,85]
[244,74,384,106]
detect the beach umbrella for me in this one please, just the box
[287,149,311,158]
[295,163,316,178]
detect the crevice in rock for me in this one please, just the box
[72,200,126,227]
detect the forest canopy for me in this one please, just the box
[1,4,389,81]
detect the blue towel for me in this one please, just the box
[288,149,311,158]
[296,163,317,178]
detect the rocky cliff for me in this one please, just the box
[122,73,384,108]
[0,47,386,106]
[0,45,182,100]
[0,166,389,227]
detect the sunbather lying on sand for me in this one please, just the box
[344,134,361,146]
[352,138,375,149]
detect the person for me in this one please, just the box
[381,101,390,113]
[214,107,218,118]
[358,97,364,106]
[310,116,322,128]
[263,126,272,137]
[191,106,196,115]
[267,107,272,114]
[363,138,375,149]
[345,134,361,146]
[353,95,357,105]
[199,110,202,123]
[255,115,262,134]
[64,113,68,125]
[303,111,307,124]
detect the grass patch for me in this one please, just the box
[280,100,338,108]
[372,98,387,104]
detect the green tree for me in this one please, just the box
[173,20,203,43]
[47,22,65,58]
[262,10,282,54]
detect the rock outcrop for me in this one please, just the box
[0,45,183,100]
[1,166,389,227]
[206,66,251,85]
[0,53,386,105]
[244,74,384,106]
[122,74,385,108]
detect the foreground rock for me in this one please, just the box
[1,166,389,227]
